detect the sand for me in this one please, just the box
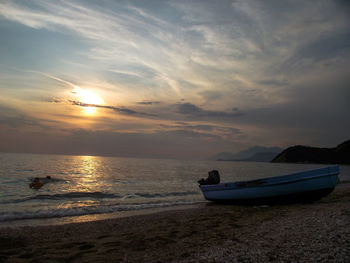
[1,184,349,263]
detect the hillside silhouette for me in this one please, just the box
[271,140,350,164]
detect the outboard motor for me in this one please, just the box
[198,170,220,185]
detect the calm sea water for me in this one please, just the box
[1,153,349,227]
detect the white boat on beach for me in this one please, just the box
[199,166,339,204]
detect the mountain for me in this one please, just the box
[212,152,237,161]
[271,140,350,164]
[238,152,283,162]
[213,146,283,162]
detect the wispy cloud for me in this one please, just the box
[1,0,348,108]
[137,101,161,105]
[176,103,243,119]
[159,122,241,139]
[1,0,349,155]
[0,104,59,130]
[27,70,76,88]
[52,98,157,117]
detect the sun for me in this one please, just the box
[83,107,96,114]
[74,86,104,105]
[73,86,104,115]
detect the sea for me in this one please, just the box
[1,152,349,228]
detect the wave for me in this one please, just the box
[126,191,199,199]
[0,200,204,222]
[2,191,200,204]
[17,169,34,172]
[31,192,119,200]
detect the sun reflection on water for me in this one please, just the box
[80,155,97,175]
[74,155,102,192]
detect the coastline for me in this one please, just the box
[1,184,349,263]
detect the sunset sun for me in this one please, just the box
[73,86,104,114]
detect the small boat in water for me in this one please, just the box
[199,166,339,204]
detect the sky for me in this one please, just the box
[0,0,349,159]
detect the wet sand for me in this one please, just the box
[1,184,349,263]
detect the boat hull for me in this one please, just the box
[199,166,339,205]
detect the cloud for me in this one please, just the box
[1,0,348,108]
[52,98,157,117]
[0,1,284,105]
[177,103,201,115]
[159,129,220,140]
[28,70,76,88]
[171,123,217,132]
[0,110,41,129]
[1,0,349,156]
[0,104,58,130]
[0,127,243,159]
[159,122,242,140]
[137,101,161,105]
[278,31,350,75]
[198,90,224,101]
[176,103,243,119]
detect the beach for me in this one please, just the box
[1,183,349,263]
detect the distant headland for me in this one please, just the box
[271,140,350,165]
[213,146,283,162]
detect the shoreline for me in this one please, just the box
[1,184,349,262]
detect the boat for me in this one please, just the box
[199,166,339,204]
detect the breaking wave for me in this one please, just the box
[4,190,200,204]
[0,200,203,222]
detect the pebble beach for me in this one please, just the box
[1,183,349,263]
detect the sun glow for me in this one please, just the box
[73,86,104,115]
[83,107,96,114]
